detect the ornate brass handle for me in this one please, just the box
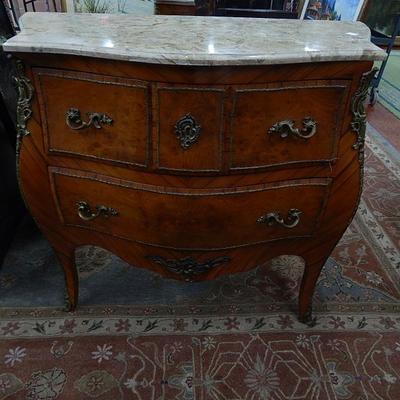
[146,255,231,282]
[257,208,302,229]
[174,113,201,149]
[66,108,113,130]
[268,117,317,139]
[76,201,118,221]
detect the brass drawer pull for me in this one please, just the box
[66,108,113,130]
[76,201,118,221]
[146,255,230,282]
[257,208,302,229]
[268,117,317,139]
[174,113,201,149]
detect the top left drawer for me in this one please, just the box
[34,69,150,167]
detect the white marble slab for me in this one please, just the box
[3,12,386,66]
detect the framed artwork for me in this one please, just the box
[361,0,400,37]
[283,0,301,13]
[300,0,367,21]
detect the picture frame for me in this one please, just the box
[300,0,367,21]
[283,0,300,13]
[361,0,400,38]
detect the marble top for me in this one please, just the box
[3,12,386,66]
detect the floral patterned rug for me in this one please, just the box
[0,124,399,400]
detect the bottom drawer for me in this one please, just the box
[50,167,331,250]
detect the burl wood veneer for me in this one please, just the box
[4,13,386,324]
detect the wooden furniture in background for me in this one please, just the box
[214,0,298,18]
[4,14,385,324]
[155,0,195,15]
[0,1,25,267]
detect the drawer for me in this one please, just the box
[230,80,350,169]
[35,69,150,167]
[156,86,224,171]
[50,167,331,250]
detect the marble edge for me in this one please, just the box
[2,41,387,66]
[2,13,387,66]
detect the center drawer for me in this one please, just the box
[50,167,331,250]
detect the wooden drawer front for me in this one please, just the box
[230,81,350,169]
[50,168,330,250]
[156,86,224,171]
[35,69,150,167]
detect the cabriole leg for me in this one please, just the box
[46,239,79,311]
[298,253,329,327]
[58,251,79,312]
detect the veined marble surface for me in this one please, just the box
[3,12,386,66]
